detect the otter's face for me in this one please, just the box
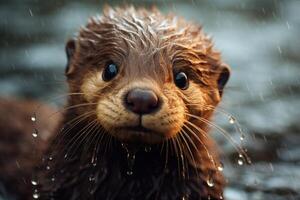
[64,8,230,144]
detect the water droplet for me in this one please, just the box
[31,114,36,122]
[121,143,126,148]
[237,159,244,166]
[33,189,40,199]
[126,170,133,176]
[46,165,51,170]
[182,195,189,200]
[31,180,38,186]
[64,154,68,159]
[89,174,95,182]
[206,177,214,187]
[126,152,135,176]
[91,154,97,167]
[220,195,223,199]
[122,143,137,176]
[228,116,235,124]
[144,146,151,152]
[51,176,55,182]
[217,163,224,171]
[240,134,245,141]
[48,156,53,161]
[32,129,38,138]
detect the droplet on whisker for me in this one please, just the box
[144,146,151,152]
[31,180,38,186]
[237,159,244,166]
[32,129,38,138]
[240,134,245,141]
[206,177,214,187]
[228,116,235,124]
[89,174,95,182]
[217,162,224,171]
[126,170,133,176]
[33,189,40,199]
[31,114,37,122]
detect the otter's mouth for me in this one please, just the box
[122,125,152,133]
[114,125,165,144]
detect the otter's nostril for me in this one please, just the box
[125,88,159,114]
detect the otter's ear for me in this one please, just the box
[217,64,230,96]
[65,39,76,76]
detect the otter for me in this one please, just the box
[1,6,231,200]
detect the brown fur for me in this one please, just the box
[0,6,230,200]
[0,98,60,199]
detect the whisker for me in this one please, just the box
[182,123,216,168]
[52,111,96,149]
[186,113,251,164]
[64,120,97,158]
[46,102,98,119]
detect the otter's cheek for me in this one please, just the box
[80,71,105,102]
[95,98,138,132]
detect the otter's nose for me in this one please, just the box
[125,88,159,115]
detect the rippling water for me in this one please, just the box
[0,0,299,199]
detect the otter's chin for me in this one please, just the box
[109,127,172,144]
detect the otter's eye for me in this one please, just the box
[102,62,118,81]
[174,71,189,90]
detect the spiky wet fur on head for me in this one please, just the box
[65,6,229,144]
[39,5,230,200]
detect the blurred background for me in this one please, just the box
[0,0,299,199]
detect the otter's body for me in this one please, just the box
[0,6,231,200]
[37,110,224,200]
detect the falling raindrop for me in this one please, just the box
[219,195,223,199]
[46,165,51,170]
[51,176,55,182]
[228,116,235,124]
[217,163,224,172]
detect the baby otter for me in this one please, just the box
[1,6,231,200]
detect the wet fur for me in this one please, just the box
[0,6,230,200]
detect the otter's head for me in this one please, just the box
[64,7,230,144]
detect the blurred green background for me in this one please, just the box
[1,0,300,199]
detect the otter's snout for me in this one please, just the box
[125,88,160,115]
